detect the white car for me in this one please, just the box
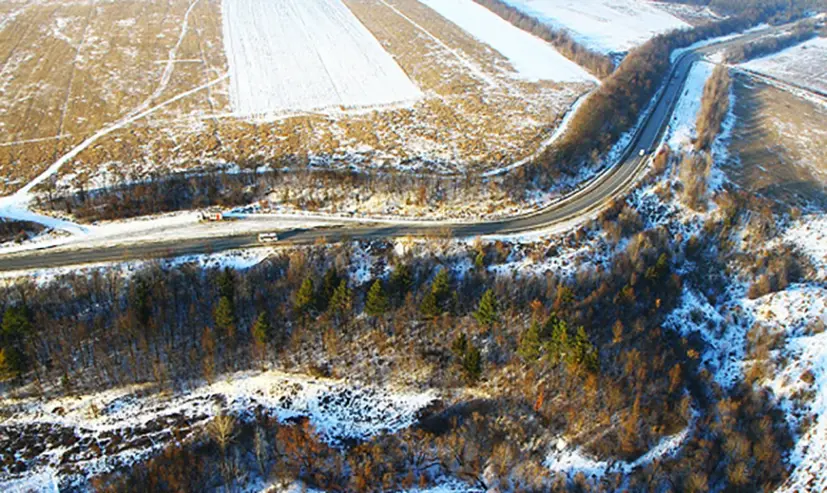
[639,149,648,157]
[258,232,279,243]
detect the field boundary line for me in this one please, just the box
[374,0,497,89]
[4,74,228,207]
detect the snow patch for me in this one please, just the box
[1,370,436,489]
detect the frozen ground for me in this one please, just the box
[0,370,436,490]
[500,0,688,54]
[221,0,423,118]
[545,411,696,479]
[740,36,827,95]
[664,61,714,150]
[416,0,597,82]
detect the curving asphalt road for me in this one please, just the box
[0,25,791,272]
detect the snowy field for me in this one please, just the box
[221,0,423,117]
[740,36,827,95]
[501,0,688,54]
[417,0,597,82]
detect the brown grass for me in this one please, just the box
[2,0,593,199]
[724,74,827,207]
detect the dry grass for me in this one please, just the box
[0,0,228,194]
[1,0,593,199]
[724,74,827,207]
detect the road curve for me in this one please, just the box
[0,25,787,273]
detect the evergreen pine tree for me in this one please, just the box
[217,267,235,302]
[518,319,543,361]
[462,343,482,383]
[214,296,235,337]
[546,318,569,364]
[420,291,441,320]
[1,306,31,375]
[295,278,315,317]
[328,279,353,319]
[252,312,272,345]
[451,332,468,360]
[389,263,413,300]
[473,289,499,327]
[365,280,389,318]
[569,326,598,372]
[132,278,151,328]
[431,269,451,307]
[320,268,340,311]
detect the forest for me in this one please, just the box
[1,171,806,490]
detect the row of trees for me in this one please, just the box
[725,24,819,63]
[471,0,615,78]
[528,2,812,186]
[695,65,733,151]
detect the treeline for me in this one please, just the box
[696,65,732,151]
[529,4,811,186]
[725,26,820,63]
[43,168,511,223]
[471,0,614,78]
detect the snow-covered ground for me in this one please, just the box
[500,0,688,54]
[417,0,597,82]
[664,61,714,149]
[545,413,695,479]
[0,370,436,490]
[740,36,827,95]
[221,0,422,118]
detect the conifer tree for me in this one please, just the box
[365,280,389,318]
[473,289,499,327]
[1,306,31,376]
[252,312,272,345]
[328,279,353,320]
[518,319,543,361]
[546,317,569,364]
[451,332,468,360]
[132,278,151,328]
[320,268,340,311]
[217,267,235,302]
[431,269,451,307]
[295,278,315,318]
[420,291,440,320]
[214,296,235,337]
[569,326,598,372]
[474,250,486,270]
[390,263,413,300]
[462,343,482,383]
